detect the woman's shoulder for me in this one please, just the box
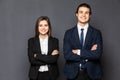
[28,36,38,42]
[49,36,59,41]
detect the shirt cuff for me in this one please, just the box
[77,49,81,55]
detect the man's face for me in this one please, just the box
[76,7,91,25]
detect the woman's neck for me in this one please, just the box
[39,34,48,39]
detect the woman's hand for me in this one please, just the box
[51,50,59,55]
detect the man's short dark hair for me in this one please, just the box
[75,3,92,15]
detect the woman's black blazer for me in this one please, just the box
[28,36,59,79]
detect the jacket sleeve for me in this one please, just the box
[28,38,45,65]
[81,31,103,60]
[35,54,59,64]
[63,31,81,62]
[35,38,59,64]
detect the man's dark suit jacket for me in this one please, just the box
[63,25,103,79]
[28,36,59,80]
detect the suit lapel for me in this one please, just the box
[73,26,81,48]
[84,26,92,48]
[48,36,52,55]
[35,37,41,52]
[35,36,52,55]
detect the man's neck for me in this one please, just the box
[78,22,88,27]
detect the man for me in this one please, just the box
[63,3,103,80]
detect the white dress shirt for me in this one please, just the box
[77,23,89,55]
[38,36,49,72]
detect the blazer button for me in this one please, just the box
[85,59,88,62]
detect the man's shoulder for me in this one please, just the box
[89,25,101,33]
[65,26,76,33]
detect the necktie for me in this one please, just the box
[80,28,84,48]
[80,28,85,69]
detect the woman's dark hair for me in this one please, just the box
[35,16,52,37]
[75,3,92,15]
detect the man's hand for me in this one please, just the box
[91,44,97,51]
[72,49,79,54]
[51,50,59,55]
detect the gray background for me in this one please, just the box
[0,0,120,80]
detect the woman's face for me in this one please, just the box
[38,20,49,36]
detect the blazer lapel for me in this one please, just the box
[48,37,52,55]
[84,26,92,48]
[73,26,81,48]
[35,37,41,52]
[35,36,52,55]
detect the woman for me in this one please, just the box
[28,16,59,80]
